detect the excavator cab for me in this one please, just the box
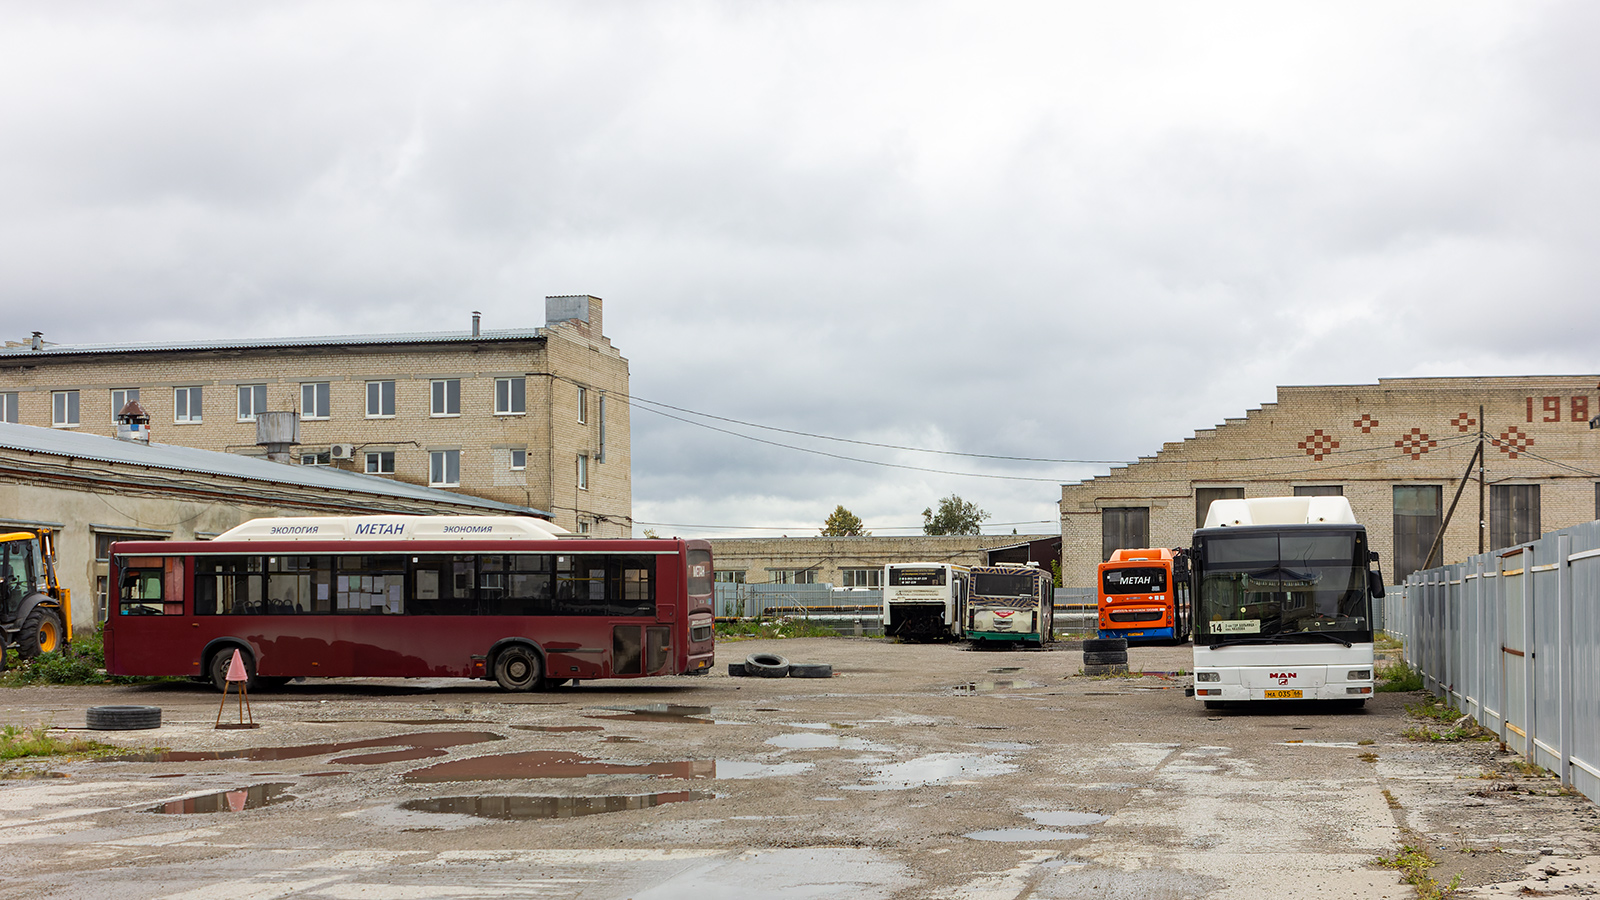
[0,530,72,662]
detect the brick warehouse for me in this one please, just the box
[0,296,630,536]
[1059,375,1600,589]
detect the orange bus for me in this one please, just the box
[1096,548,1190,644]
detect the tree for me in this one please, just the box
[821,505,870,536]
[922,494,989,535]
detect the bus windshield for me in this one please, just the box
[1194,530,1371,645]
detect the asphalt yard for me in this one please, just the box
[1,637,1596,900]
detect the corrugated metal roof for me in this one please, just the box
[0,328,544,358]
[0,422,548,518]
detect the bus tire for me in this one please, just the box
[1082,663,1128,676]
[789,663,833,678]
[1083,651,1128,666]
[727,663,747,677]
[86,705,162,730]
[17,606,65,659]
[1082,638,1128,653]
[744,653,789,677]
[494,645,544,692]
[209,647,255,693]
[1203,700,1228,710]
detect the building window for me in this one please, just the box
[431,379,460,417]
[1490,485,1541,551]
[714,570,746,584]
[366,380,395,418]
[1294,485,1343,497]
[577,454,589,490]
[577,386,588,423]
[1101,507,1149,562]
[110,388,140,422]
[300,450,331,467]
[174,386,202,423]
[577,520,591,534]
[770,569,817,584]
[495,377,525,415]
[598,395,607,462]
[0,392,17,424]
[301,382,330,420]
[237,384,268,421]
[840,568,882,588]
[430,449,460,486]
[1393,485,1442,582]
[510,448,527,470]
[365,451,395,474]
[1194,487,1244,529]
[52,390,80,427]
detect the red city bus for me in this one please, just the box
[104,516,715,692]
[1096,547,1191,644]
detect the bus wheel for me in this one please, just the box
[1203,700,1228,710]
[209,647,255,693]
[17,607,64,659]
[494,646,543,692]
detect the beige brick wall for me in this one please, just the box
[707,535,1057,585]
[1060,376,1600,588]
[0,299,631,536]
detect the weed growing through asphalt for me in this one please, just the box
[1376,661,1425,692]
[1402,696,1493,743]
[1373,841,1462,900]
[0,723,122,763]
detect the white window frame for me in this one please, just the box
[366,380,396,418]
[771,569,817,585]
[174,386,202,423]
[300,450,331,467]
[52,390,80,427]
[430,449,461,487]
[577,453,589,490]
[495,377,526,416]
[365,450,396,474]
[237,384,268,422]
[577,385,588,424]
[840,568,882,588]
[510,448,527,470]
[0,391,17,424]
[301,382,331,420]
[110,388,140,423]
[431,379,460,417]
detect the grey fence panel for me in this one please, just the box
[1404,518,1600,805]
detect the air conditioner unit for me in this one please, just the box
[329,443,356,460]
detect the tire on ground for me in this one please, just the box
[1082,663,1129,676]
[86,705,162,730]
[209,646,256,693]
[744,653,790,678]
[1082,651,1129,666]
[1081,638,1128,653]
[17,606,65,659]
[494,645,544,692]
[788,663,833,679]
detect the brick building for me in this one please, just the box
[0,296,629,536]
[1059,376,1600,589]
[707,534,1058,587]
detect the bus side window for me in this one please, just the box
[120,569,165,616]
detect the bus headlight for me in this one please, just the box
[1347,669,1371,681]
[1195,672,1220,682]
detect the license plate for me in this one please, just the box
[1264,689,1303,699]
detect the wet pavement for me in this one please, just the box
[1,637,1597,899]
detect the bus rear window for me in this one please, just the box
[687,549,713,596]
[973,573,1035,597]
[1102,567,1167,594]
[889,567,945,587]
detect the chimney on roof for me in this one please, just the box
[255,411,301,464]
[115,400,151,443]
[31,332,42,351]
[472,311,481,337]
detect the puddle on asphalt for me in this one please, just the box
[404,750,814,783]
[782,722,858,731]
[952,680,1045,694]
[603,736,642,744]
[148,783,295,814]
[114,731,504,764]
[1284,740,1361,748]
[843,753,1016,791]
[988,667,1023,674]
[765,733,885,751]
[714,760,816,779]
[584,705,738,725]
[304,771,349,777]
[511,725,605,733]
[1027,811,1108,827]
[966,829,1089,842]
[401,791,714,820]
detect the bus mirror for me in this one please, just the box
[1368,570,1386,599]
[1369,551,1380,563]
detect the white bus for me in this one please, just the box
[966,563,1054,646]
[1188,497,1386,709]
[882,562,970,642]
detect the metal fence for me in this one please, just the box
[1397,518,1600,803]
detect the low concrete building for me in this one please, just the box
[0,422,550,631]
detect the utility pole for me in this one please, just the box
[1478,404,1486,555]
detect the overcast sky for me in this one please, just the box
[3,2,1596,537]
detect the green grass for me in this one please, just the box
[1374,840,1461,899]
[1376,661,1425,693]
[1,630,182,687]
[1402,695,1492,743]
[0,723,123,763]
[714,619,840,640]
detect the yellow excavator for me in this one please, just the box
[0,528,72,668]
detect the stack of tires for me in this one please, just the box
[1082,637,1128,675]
